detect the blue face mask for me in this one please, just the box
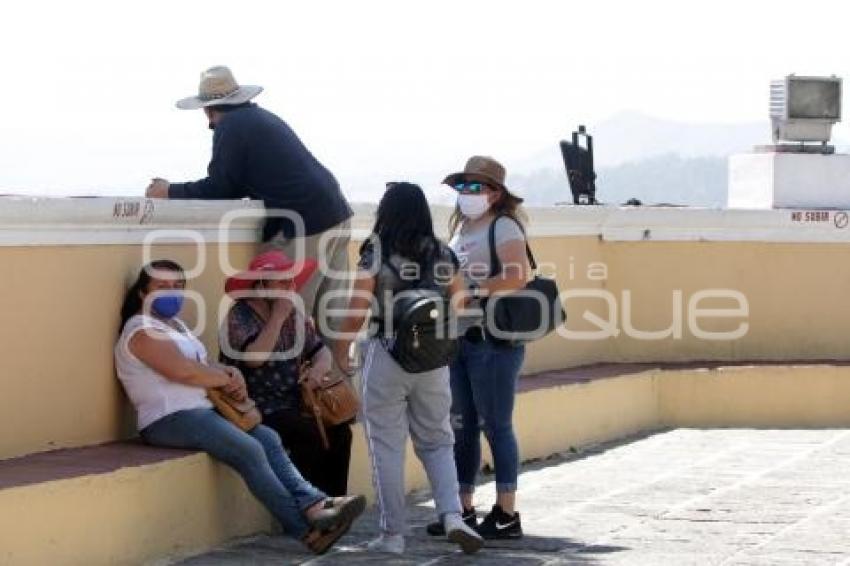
[151,294,184,319]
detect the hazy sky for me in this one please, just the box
[2,0,849,201]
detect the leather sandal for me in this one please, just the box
[306,494,366,532]
[301,519,350,555]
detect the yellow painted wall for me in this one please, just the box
[0,373,663,566]
[520,236,608,373]
[3,235,850,460]
[0,243,256,461]
[597,242,850,364]
[658,364,850,427]
[0,453,271,566]
[6,362,850,565]
[515,374,659,458]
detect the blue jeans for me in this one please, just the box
[450,338,525,494]
[141,408,326,539]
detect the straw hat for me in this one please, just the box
[175,66,263,110]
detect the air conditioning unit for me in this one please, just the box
[770,75,842,143]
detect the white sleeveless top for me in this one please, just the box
[115,314,213,431]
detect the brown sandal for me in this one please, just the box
[307,495,366,532]
[302,520,352,555]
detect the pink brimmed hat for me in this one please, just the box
[225,251,317,296]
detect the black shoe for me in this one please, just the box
[425,507,478,536]
[476,504,522,540]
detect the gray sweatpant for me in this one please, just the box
[359,338,462,535]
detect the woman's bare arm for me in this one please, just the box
[478,239,530,295]
[448,272,468,312]
[304,344,334,385]
[331,271,376,373]
[129,329,230,389]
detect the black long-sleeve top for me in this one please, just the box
[168,103,352,240]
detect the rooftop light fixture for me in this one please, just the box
[769,74,842,152]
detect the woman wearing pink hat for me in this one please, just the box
[221,250,353,496]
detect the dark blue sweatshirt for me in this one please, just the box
[168,103,352,240]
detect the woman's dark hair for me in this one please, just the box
[362,182,441,266]
[119,260,185,331]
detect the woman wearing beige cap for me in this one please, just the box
[427,156,531,540]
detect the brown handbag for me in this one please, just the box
[208,388,262,432]
[299,343,360,449]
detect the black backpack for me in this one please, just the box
[380,257,459,374]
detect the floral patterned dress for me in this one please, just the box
[221,300,322,416]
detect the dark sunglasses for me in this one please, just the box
[453,181,491,194]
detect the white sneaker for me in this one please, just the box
[366,533,405,554]
[444,513,484,555]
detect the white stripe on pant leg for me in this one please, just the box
[360,340,389,532]
[361,340,387,532]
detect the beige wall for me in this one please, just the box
[597,241,850,364]
[0,453,271,566]
[0,370,663,566]
[526,238,850,372]
[4,199,850,564]
[3,232,850,460]
[0,242,254,460]
[659,364,850,427]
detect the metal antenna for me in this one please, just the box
[560,125,598,205]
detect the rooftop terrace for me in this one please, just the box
[2,197,850,564]
[177,428,850,565]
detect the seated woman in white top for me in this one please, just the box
[114,260,364,555]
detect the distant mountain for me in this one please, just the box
[509,154,727,207]
[508,111,772,207]
[589,111,770,167]
[350,111,850,207]
[516,111,770,171]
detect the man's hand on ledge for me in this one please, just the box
[146,178,170,198]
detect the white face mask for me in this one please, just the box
[457,194,490,219]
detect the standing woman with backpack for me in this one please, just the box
[427,156,531,540]
[332,182,483,555]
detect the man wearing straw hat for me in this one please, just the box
[146,65,353,348]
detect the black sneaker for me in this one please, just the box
[476,504,522,540]
[425,507,477,536]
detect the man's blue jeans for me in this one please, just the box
[450,338,525,495]
[141,408,326,539]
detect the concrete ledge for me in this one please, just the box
[658,363,850,427]
[0,440,194,490]
[0,443,271,566]
[520,359,850,392]
[523,360,850,429]
[4,197,850,245]
[0,366,658,566]
[4,361,850,565]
